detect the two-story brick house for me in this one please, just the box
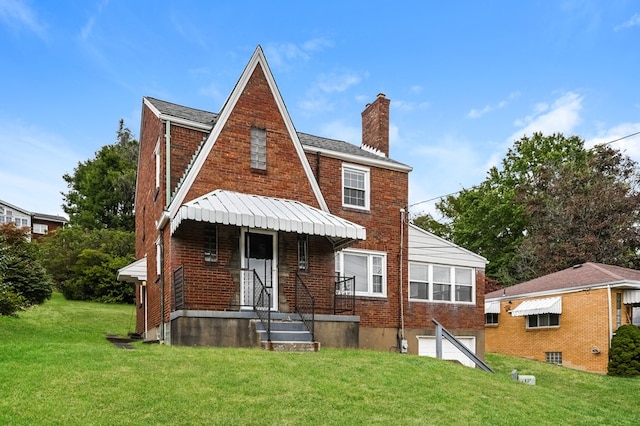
[118,46,487,356]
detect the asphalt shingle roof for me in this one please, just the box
[143,97,409,168]
[145,97,218,125]
[486,262,640,299]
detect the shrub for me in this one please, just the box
[0,285,26,317]
[608,324,640,377]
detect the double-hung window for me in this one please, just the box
[342,164,370,210]
[33,224,48,234]
[335,249,386,297]
[409,263,475,304]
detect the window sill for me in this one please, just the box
[409,299,476,305]
[355,294,387,300]
[342,205,371,214]
[526,326,560,331]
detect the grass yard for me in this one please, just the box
[2,293,640,425]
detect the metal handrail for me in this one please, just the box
[334,275,356,315]
[432,319,494,373]
[248,269,271,342]
[295,272,315,341]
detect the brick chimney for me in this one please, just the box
[361,93,390,157]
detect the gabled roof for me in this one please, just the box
[171,190,365,249]
[32,212,68,224]
[408,224,487,268]
[486,262,640,300]
[144,97,218,129]
[297,132,411,171]
[0,199,31,216]
[165,46,329,219]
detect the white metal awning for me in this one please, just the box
[171,190,366,245]
[624,290,640,304]
[485,301,500,314]
[117,258,147,283]
[510,296,562,316]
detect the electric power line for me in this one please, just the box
[409,130,640,209]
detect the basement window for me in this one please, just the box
[298,235,308,271]
[545,352,562,365]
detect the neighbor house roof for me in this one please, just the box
[31,212,68,224]
[144,96,218,126]
[486,262,640,300]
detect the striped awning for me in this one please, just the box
[485,301,501,314]
[510,296,562,317]
[117,258,147,283]
[171,190,366,246]
[624,290,640,304]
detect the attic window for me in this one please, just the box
[251,127,267,170]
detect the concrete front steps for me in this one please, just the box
[254,317,320,352]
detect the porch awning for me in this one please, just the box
[485,301,500,314]
[117,258,147,283]
[510,296,562,317]
[171,189,366,245]
[624,290,640,304]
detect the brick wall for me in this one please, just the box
[485,289,629,373]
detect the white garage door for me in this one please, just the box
[417,336,476,368]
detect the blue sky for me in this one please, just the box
[1,1,639,218]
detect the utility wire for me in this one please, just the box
[409,130,640,209]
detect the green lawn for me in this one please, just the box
[1,294,639,425]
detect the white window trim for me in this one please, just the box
[33,224,49,234]
[342,163,370,211]
[154,139,160,191]
[409,262,476,305]
[336,248,387,298]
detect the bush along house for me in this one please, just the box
[118,46,488,357]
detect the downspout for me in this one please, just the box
[315,151,321,184]
[398,208,406,351]
[607,284,613,347]
[165,120,171,206]
[159,228,165,342]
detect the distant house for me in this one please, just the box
[118,46,488,358]
[0,199,67,240]
[485,262,640,373]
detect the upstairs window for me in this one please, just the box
[342,164,370,210]
[204,225,218,263]
[33,224,49,234]
[485,313,499,325]
[251,128,267,170]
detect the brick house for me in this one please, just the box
[0,199,67,240]
[118,46,487,356]
[484,262,640,373]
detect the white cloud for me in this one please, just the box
[508,92,583,142]
[409,85,423,94]
[319,120,360,145]
[264,37,333,69]
[199,82,222,100]
[586,122,640,162]
[0,0,46,38]
[467,91,520,119]
[316,72,361,93]
[615,13,640,31]
[393,100,430,112]
[0,120,80,215]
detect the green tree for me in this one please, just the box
[421,133,639,286]
[62,119,138,232]
[38,226,135,303]
[0,224,52,315]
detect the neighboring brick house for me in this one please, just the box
[485,262,640,373]
[0,199,67,240]
[118,46,487,357]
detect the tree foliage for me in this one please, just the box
[415,133,640,286]
[0,224,52,316]
[608,325,640,377]
[38,226,135,303]
[62,119,138,232]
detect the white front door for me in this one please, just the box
[242,230,277,310]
